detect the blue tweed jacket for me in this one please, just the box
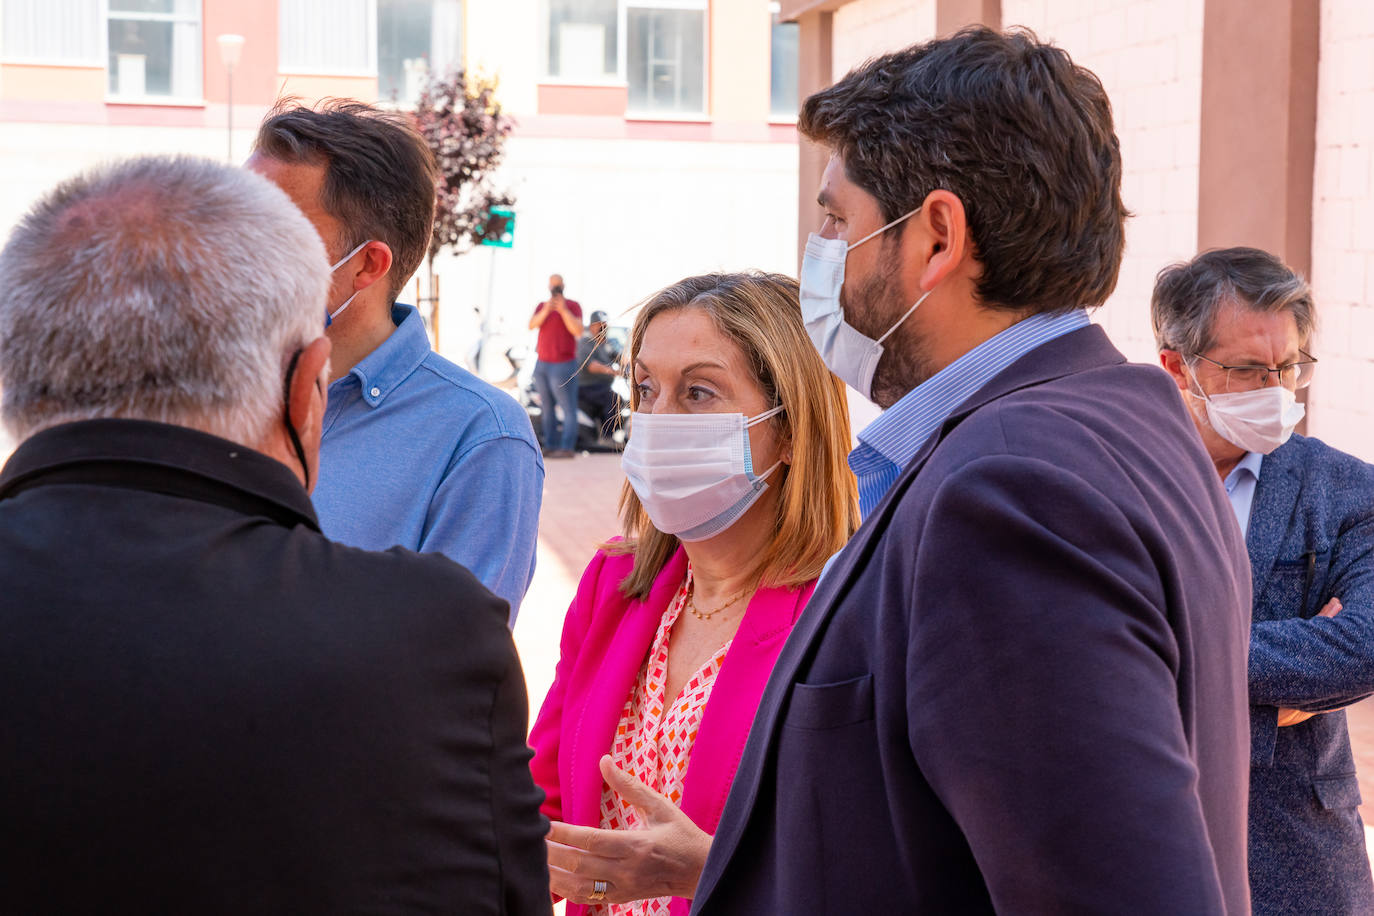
[1247,433,1374,915]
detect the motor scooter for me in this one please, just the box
[519,372,631,453]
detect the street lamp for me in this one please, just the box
[216,34,245,163]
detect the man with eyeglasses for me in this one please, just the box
[1154,246,1374,915]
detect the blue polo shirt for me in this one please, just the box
[849,308,1092,517]
[313,303,543,624]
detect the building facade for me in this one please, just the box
[0,0,801,389]
[784,0,1374,461]
[4,1,1371,460]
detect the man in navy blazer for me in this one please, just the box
[692,29,1252,915]
[1155,247,1374,915]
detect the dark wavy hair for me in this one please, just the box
[799,26,1127,312]
[253,98,437,301]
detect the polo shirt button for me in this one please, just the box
[370,387,381,397]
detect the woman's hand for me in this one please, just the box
[546,755,713,905]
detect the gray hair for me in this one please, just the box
[1151,247,1315,356]
[0,154,329,445]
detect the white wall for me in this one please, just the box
[430,133,800,374]
[0,121,263,239]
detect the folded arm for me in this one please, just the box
[1250,515,1374,711]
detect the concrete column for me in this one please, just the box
[936,0,1000,37]
[710,0,772,122]
[1198,0,1318,275]
[1198,0,1318,428]
[794,8,835,266]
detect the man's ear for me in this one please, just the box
[348,241,393,293]
[1159,349,1191,393]
[912,189,970,294]
[288,336,332,431]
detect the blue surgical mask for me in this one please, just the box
[324,240,371,327]
[798,207,929,401]
[621,406,785,541]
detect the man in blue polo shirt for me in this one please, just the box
[248,100,541,624]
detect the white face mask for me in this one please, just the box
[621,405,784,542]
[325,240,371,327]
[799,207,931,401]
[1191,384,1305,454]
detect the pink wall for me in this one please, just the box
[1307,0,1374,461]
[202,0,280,106]
[1002,0,1205,365]
[537,84,627,117]
[0,63,105,102]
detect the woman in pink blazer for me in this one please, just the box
[529,272,859,916]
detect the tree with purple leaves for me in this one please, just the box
[411,70,515,308]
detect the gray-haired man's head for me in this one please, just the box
[1151,247,1314,357]
[1152,246,1316,469]
[0,154,330,451]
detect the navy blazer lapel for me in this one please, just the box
[694,467,902,908]
[697,324,1128,909]
[1246,442,1305,601]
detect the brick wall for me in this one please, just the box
[1003,0,1205,365]
[1307,0,1374,460]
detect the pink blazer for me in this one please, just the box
[528,546,815,916]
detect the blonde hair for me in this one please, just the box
[611,271,859,599]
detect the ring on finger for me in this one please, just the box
[588,879,608,902]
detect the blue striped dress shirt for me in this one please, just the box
[850,308,1092,517]
[1222,450,1264,541]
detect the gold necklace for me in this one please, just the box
[687,581,751,621]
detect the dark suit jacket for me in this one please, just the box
[0,419,551,915]
[693,325,1253,915]
[1244,434,1374,915]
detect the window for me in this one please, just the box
[2,0,102,64]
[280,0,375,75]
[769,3,798,117]
[107,0,201,100]
[546,0,618,82]
[279,0,462,103]
[378,0,463,105]
[543,1,707,115]
[626,3,704,115]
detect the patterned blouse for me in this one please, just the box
[595,569,733,916]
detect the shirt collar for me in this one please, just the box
[341,303,431,408]
[0,417,319,530]
[856,308,1092,469]
[1223,451,1264,492]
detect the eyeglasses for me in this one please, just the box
[1187,351,1317,392]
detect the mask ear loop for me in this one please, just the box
[325,240,373,326]
[875,288,934,346]
[744,404,786,427]
[1181,356,1214,404]
[745,405,787,485]
[846,205,923,252]
[283,348,311,489]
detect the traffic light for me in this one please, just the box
[477,206,515,248]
